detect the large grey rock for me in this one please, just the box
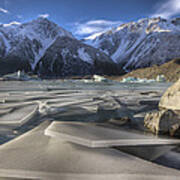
[144,79,180,136]
[0,121,180,180]
[144,110,180,136]
[159,79,180,111]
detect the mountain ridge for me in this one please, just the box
[84,17,180,71]
[0,17,180,77]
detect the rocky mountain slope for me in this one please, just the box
[108,58,180,82]
[85,17,180,71]
[0,18,118,76]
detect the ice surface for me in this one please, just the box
[45,121,180,148]
[0,80,179,177]
[0,121,180,180]
[0,104,38,126]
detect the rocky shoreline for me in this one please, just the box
[107,58,180,83]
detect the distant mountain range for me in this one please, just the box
[0,18,118,77]
[0,17,180,77]
[84,17,180,71]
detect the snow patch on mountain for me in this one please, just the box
[3,21,21,27]
[111,32,146,63]
[0,32,11,54]
[31,38,58,70]
[78,47,93,64]
[61,48,70,60]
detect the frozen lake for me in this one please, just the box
[0,80,172,144]
[0,80,180,178]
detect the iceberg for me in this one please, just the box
[3,70,40,81]
[156,75,166,82]
[121,77,156,83]
[93,75,109,82]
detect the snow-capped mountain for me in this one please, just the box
[0,18,117,76]
[84,17,180,71]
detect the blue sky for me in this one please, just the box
[0,0,180,38]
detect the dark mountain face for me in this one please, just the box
[36,37,120,77]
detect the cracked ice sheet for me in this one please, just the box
[0,121,180,180]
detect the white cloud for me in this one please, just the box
[86,20,122,26]
[73,19,123,37]
[151,0,180,19]
[38,14,49,18]
[3,21,21,27]
[0,7,9,14]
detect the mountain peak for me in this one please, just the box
[0,17,74,71]
[28,17,74,39]
[35,17,51,23]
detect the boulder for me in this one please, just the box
[159,79,180,111]
[144,79,180,137]
[144,110,180,136]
